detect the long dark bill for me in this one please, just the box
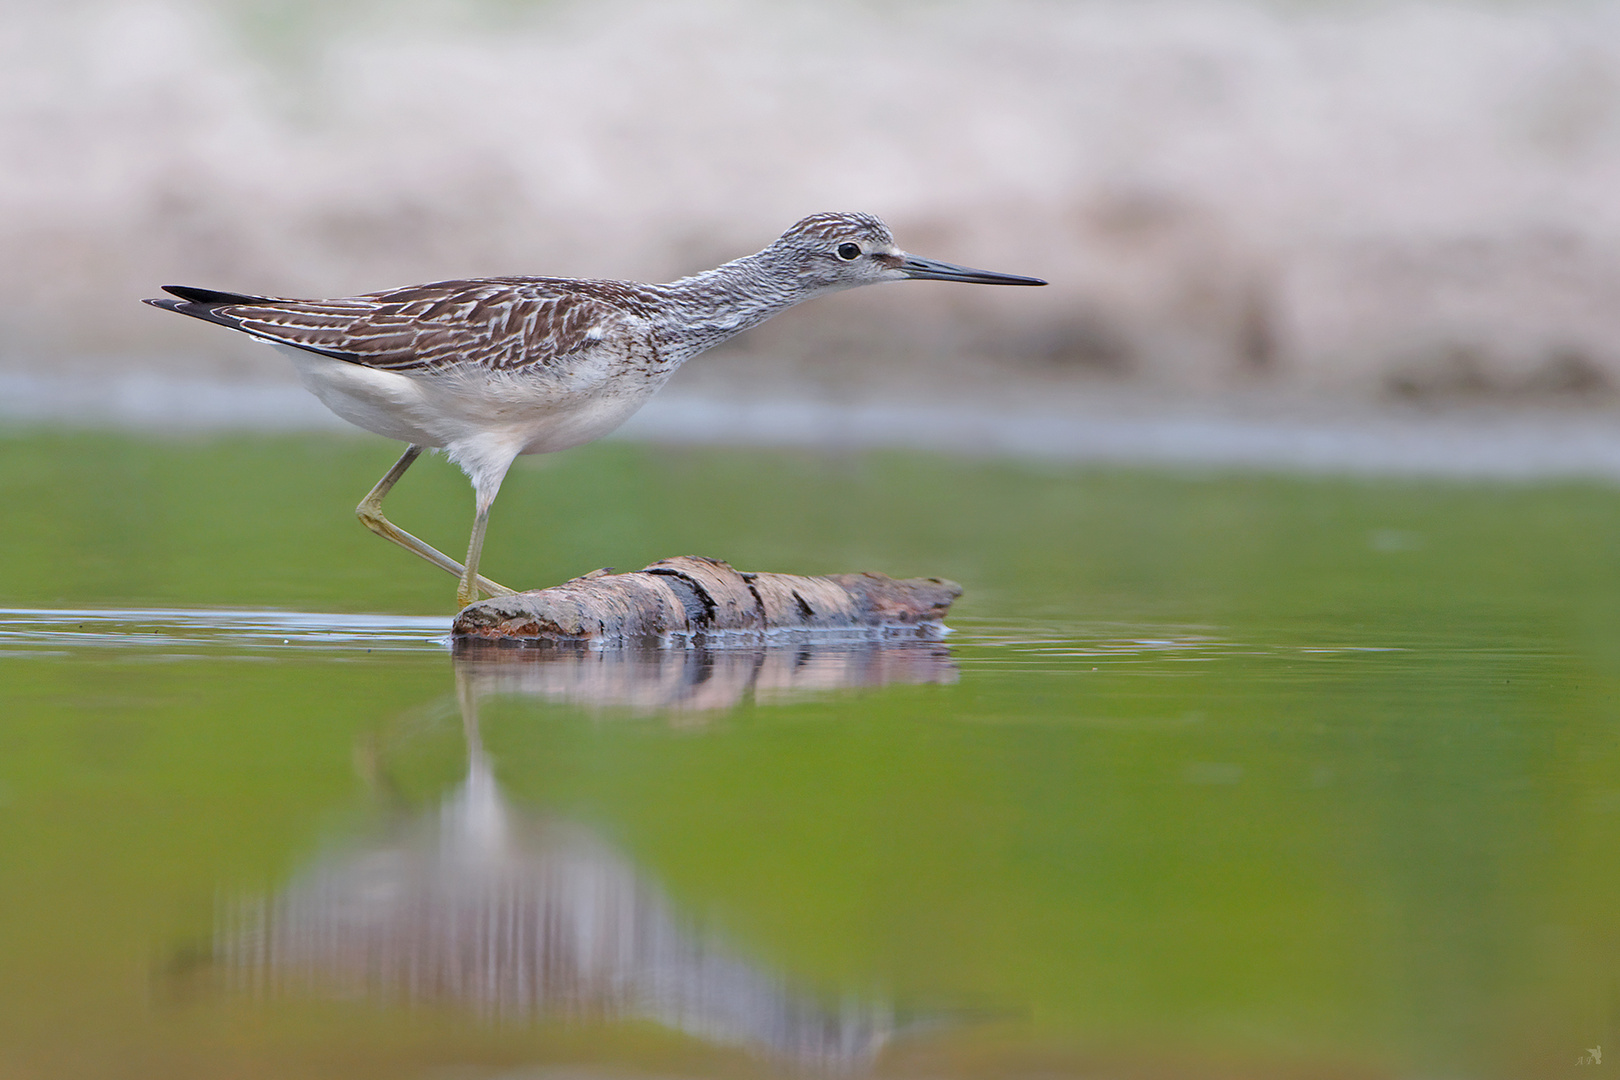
[899,254,1047,286]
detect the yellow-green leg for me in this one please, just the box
[456,496,499,609]
[356,445,514,603]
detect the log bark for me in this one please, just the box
[451,556,961,645]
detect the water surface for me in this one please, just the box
[1,432,1617,1079]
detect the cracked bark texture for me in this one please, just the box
[451,557,961,644]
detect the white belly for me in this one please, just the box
[279,345,672,493]
[282,347,665,449]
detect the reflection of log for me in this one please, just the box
[455,639,957,713]
[453,556,962,645]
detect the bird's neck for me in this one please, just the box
[658,246,823,357]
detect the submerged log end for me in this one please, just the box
[452,556,962,644]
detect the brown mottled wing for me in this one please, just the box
[170,279,640,373]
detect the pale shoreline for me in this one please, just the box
[5,369,1619,482]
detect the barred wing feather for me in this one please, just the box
[148,279,644,373]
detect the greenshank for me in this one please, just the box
[146,212,1046,608]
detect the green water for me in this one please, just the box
[2,431,1618,1079]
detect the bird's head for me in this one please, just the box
[771,212,1047,292]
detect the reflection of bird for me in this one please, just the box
[216,668,897,1070]
[145,213,1045,607]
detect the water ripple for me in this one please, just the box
[949,618,1406,667]
[0,607,450,656]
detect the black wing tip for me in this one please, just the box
[156,284,280,306]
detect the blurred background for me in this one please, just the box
[4,0,1620,462]
[5,4,1620,1079]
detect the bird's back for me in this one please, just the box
[146,278,670,379]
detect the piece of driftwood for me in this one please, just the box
[451,556,962,645]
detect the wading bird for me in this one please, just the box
[146,212,1046,608]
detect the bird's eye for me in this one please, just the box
[837,242,861,261]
